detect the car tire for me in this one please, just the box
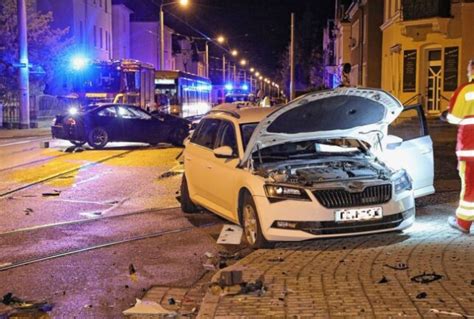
[242,193,273,249]
[170,127,188,147]
[87,127,109,149]
[70,140,86,147]
[180,175,199,213]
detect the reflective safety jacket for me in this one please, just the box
[447,78,474,161]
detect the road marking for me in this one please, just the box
[0,139,42,147]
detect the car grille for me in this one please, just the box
[313,184,392,208]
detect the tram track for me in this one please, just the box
[0,148,138,198]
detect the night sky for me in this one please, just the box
[115,0,335,77]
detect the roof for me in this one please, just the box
[210,103,279,123]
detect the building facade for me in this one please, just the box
[112,3,133,60]
[37,0,113,61]
[381,0,474,114]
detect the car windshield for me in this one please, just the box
[240,123,258,150]
[252,138,366,163]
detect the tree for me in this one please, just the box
[0,0,70,99]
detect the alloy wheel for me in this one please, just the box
[92,130,107,146]
[243,204,258,245]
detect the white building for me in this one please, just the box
[112,3,133,60]
[37,0,113,61]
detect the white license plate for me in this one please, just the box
[335,207,383,222]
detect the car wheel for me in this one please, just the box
[87,127,109,149]
[70,140,86,147]
[180,175,199,213]
[171,127,188,147]
[242,193,273,249]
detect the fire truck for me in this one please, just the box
[71,59,156,111]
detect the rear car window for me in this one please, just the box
[215,121,238,156]
[191,119,221,149]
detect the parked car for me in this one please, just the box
[180,88,434,248]
[51,103,190,149]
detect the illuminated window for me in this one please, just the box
[93,25,97,47]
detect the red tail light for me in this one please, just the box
[66,118,76,126]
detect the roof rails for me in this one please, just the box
[208,109,241,119]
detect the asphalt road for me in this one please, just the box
[0,138,228,318]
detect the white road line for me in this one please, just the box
[0,140,37,147]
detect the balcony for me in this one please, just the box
[402,0,451,21]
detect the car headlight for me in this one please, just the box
[393,170,412,194]
[68,107,78,115]
[264,184,310,202]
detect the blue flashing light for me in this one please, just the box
[225,83,233,91]
[241,84,249,91]
[71,55,89,71]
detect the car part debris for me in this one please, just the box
[204,252,214,259]
[218,251,241,260]
[167,298,176,305]
[42,190,61,197]
[217,225,243,245]
[218,270,243,286]
[123,299,176,316]
[240,278,266,296]
[40,141,50,149]
[416,292,427,299]
[411,272,443,284]
[1,293,53,316]
[384,263,408,270]
[24,208,33,215]
[129,263,138,282]
[378,276,389,284]
[430,309,474,318]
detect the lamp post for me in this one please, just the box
[160,0,188,71]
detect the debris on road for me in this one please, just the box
[24,208,33,215]
[218,270,243,287]
[167,297,176,305]
[40,141,50,149]
[429,308,474,318]
[129,264,138,282]
[416,292,427,299]
[378,276,389,284]
[1,292,53,317]
[411,272,443,284]
[79,211,103,218]
[218,251,241,261]
[123,299,176,316]
[384,263,408,270]
[216,225,243,245]
[239,278,266,296]
[42,190,61,197]
[268,257,284,263]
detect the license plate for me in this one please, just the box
[335,207,383,222]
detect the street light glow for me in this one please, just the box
[217,35,225,44]
[179,0,189,6]
[255,72,260,77]
[240,59,247,66]
[231,49,238,56]
[250,67,255,72]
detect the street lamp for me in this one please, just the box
[249,67,255,73]
[240,59,247,66]
[160,0,188,70]
[231,49,238,56]
[217,35,225,44]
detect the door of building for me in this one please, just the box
[426,50,442,113]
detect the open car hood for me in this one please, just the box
[241,88,403,164]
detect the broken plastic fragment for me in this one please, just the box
[123,299,176,316]
[378,276,389,284]
[411,272,443,284]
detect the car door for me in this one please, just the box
[382,104,435,198]
[117,105,156,142]
[93,106,123,141]
[185,118,221,206]
[205,120,240,219]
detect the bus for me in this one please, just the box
[155,70,212,118]
[71,59,156,110]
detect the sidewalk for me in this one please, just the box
[197,203,474,318]
[0,127,51,139]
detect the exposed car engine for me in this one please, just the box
[264,158,391,186]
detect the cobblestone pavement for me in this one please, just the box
[197,201,474,318]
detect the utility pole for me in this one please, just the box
[205,41,209,78]
[18,0,30,128]
[222,54,226,83]
[160,5,165,70]
[290,12,295,101]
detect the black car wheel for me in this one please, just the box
[87,127,109,149]
[242,193,273,249]
[170,127,189,147]
[70,140,86,147]
[180,175,199,213]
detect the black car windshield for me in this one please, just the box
[252,138,367,164]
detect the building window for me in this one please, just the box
[351,20,359,50]
[105,0,108,13]
[105,31,108,50]
[93,25,97,47]
[99,0,102,7]
[100,27,103,49]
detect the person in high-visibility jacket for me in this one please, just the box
[446,59,474,233]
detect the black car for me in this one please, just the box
[51,104,190,149]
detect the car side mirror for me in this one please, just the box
[385,135,403,150]
[213,146,234,158]
[439,110,448,122]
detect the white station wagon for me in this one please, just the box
[181,88,434,248]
